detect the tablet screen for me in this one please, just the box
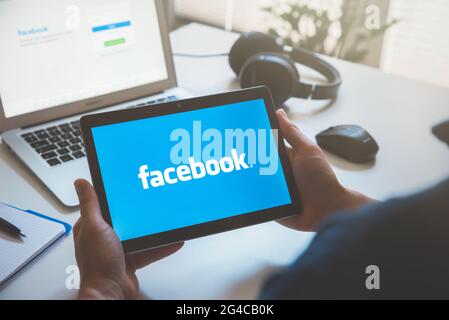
[91,99,292,241]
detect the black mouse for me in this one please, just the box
[432,120,449,146]
[316,125,379,164]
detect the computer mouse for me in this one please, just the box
[432,120,449,146]
[316,125,380,164]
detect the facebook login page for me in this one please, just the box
[0,0,168,118]
[91,99,293,241]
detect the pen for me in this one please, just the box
[0,216,27,238]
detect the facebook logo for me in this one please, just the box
[138,149,251,190]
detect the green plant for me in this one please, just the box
[264,0,397,63]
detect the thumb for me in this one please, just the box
[74,179,103,223]
[276,109,316,152]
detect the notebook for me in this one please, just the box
[0,202,71,286]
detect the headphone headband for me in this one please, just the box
[288,47,342,100]
[229,32,342,105]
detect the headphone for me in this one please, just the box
[229,32,342,107]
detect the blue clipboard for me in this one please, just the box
[0,202,72,287]
[1,202,72,234]
[24,210,72,234]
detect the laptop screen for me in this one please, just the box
[0,0,168,118]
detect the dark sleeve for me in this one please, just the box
[260,179,449,300]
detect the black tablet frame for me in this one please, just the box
[81,86,302,253]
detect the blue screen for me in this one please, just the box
[92,99,292,241]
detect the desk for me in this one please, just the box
[1,23,449,300]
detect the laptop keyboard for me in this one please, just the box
[21,95,178,167]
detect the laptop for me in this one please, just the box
[0,0,192,207]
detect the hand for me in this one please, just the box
[73,179,183,300]
[276,109,375,232]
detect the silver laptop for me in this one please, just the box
[0,0,191,207]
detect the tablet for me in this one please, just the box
[81,87,301,253]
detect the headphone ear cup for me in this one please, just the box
[240,53,300,107]
[229,32,283,75]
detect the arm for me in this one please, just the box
[275,109,375,232]
[73,179,183,300]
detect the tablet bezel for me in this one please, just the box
[81,86,302,253]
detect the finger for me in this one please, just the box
[276,109,316,152]
[286,146,294,161]
[74,179,103,224]
[132,242,184,269]
[73,218,82,236]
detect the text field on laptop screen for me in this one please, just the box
[0,0,168,118]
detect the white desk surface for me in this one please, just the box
[1,23,449,300]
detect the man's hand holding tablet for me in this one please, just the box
[81,87,301,253]
[75,88,373,299]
